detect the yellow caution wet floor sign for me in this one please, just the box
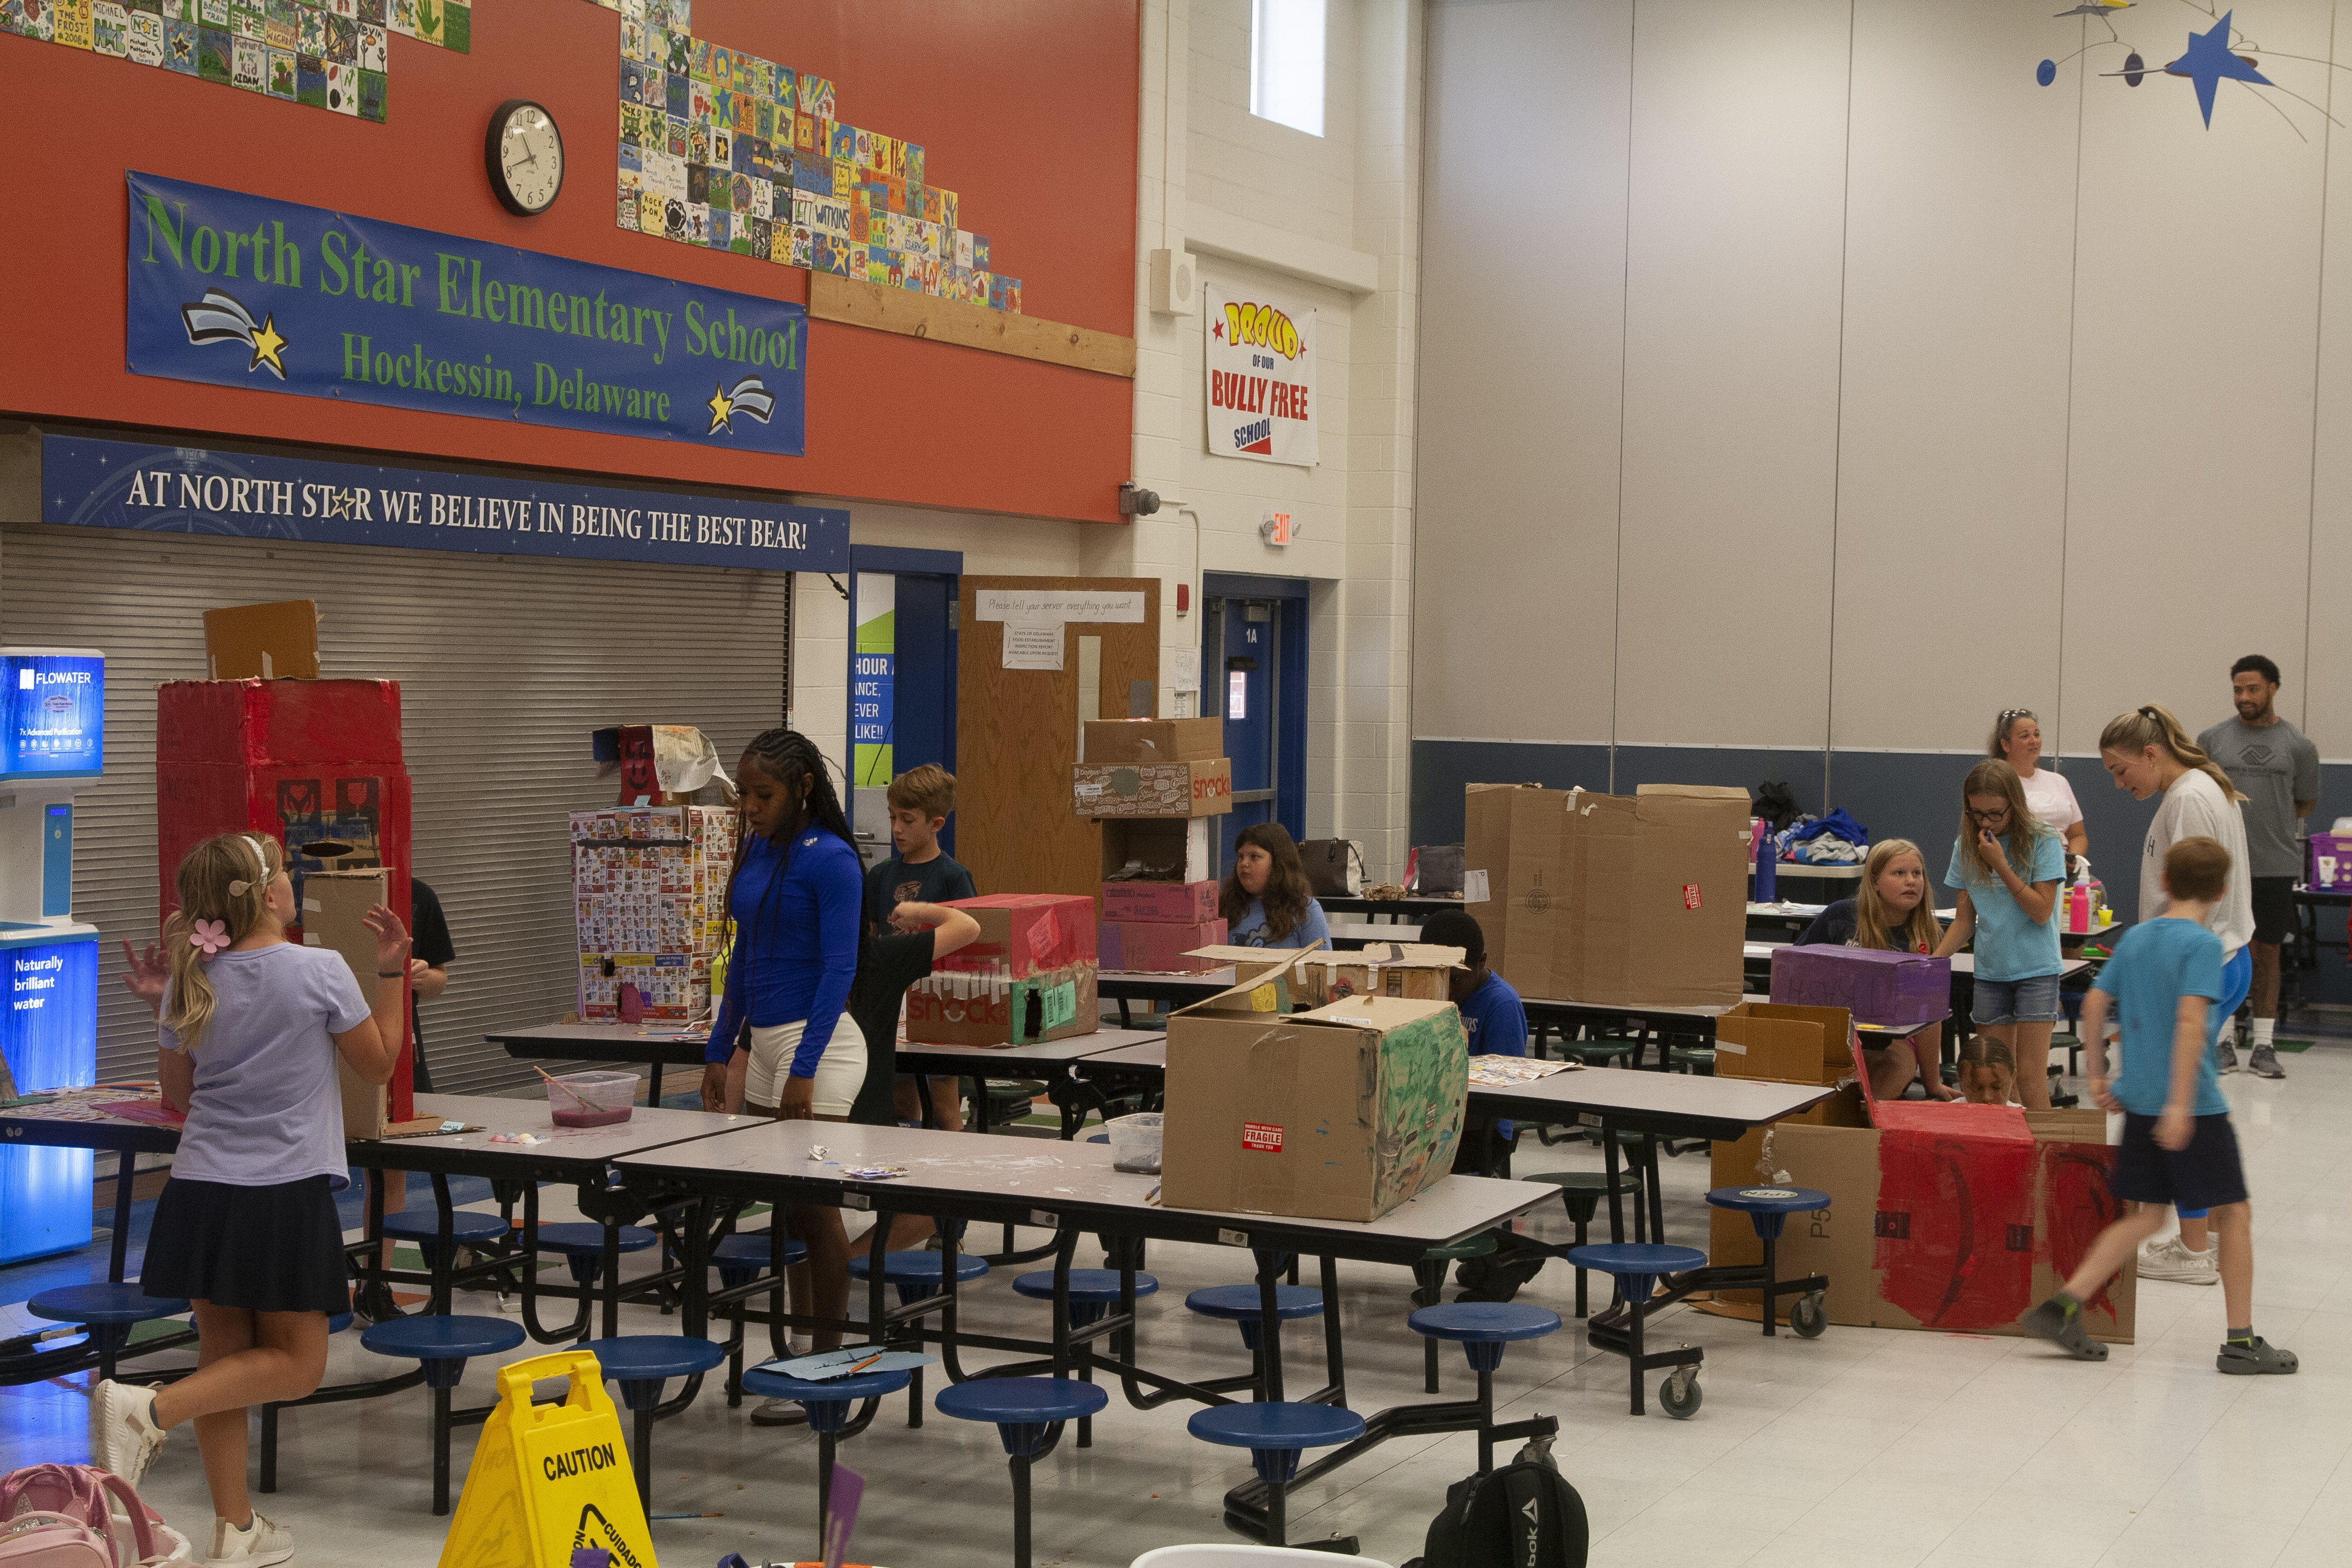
[439,1349,657,1568]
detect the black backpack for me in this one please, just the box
[1405,1443,1588,1568]
[1452,1230,1552,1302]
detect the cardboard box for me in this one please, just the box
[905,893,1100,1045]
[1100,878,1220,924]
[2309,832,2352,890]
[1769,946,1950,1030]
[1098,918,1228,973]
[905,964,1100,1046]
[1073,758,1233,818]
[1284,943,1468,1008]
[1462,783,1750,1005]
[570,806,739,1021]
[202,599,321,682]
[1712,1001,1855,1086]
[302,868,396,1142]
[1102,817,1214,884]
[1161,961,1468,1222]
[1703,1112,2133,1343]
[155,678,402,766]
[1083,717,1223,765]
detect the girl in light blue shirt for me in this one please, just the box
[1219,822,1331,949]
[1936,759,2065,1108]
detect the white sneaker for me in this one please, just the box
[2137,1234,2219,1285]
[86,1378,165,1485]
[205,1512,294,1567]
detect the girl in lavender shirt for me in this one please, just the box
[96,833,408,1567]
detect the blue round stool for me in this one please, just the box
[1409,1302,1563,1469]
[381,1208,511,1307]
[26,1283,189,1383]
[529,1222,658,1343]
[848,1249,990,1308]
[1566,1243,1706,1419]
[1704,1186,1832,1341]
[711,1230,809,1289]
[935,1377,1108,1568]
[580,1334,727,1514]
[742,1365,913,1557]
[1184,1284,1323,1353]
[1011,1269,1159,1449]
[359,1313,526,1514]
[1187,1401,1366,1548]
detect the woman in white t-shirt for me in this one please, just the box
[1991,708,2086,866]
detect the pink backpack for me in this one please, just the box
[0,1466,188,1566]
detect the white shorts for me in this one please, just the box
[743,1014,867,1116]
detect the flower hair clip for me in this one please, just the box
[189,919,230,958]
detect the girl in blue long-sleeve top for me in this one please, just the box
[700,728,865,1358]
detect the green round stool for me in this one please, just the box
[976,1079,1048,1129]
[1669,1046,1716,1076]
[1570,1037,1642,1068]
[1523,1168,1644,1318]
[1409,1231,1499,1391]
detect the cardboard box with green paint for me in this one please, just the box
[1162,955,1468,1223]
[904,893,1099,1047]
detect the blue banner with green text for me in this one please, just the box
[124,171,806,453]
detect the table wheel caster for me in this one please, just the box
[1659,1367,1702,1419]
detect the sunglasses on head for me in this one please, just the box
[1998,708,2034,722]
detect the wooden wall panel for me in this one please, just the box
[956,577,1160,901]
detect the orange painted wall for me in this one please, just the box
[0,0,1139,525]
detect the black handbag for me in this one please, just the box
[1298,838,1364,898]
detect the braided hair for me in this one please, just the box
[723,728,854,938]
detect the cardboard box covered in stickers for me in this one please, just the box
[1160,950,1468,1223]
[904,893,1099,1047]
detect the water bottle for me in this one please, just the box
[1754,820,1777,904]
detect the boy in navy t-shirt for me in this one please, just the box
[2019,837,2296,1374]
[1422,909,1527,1176]
[862,765,976,1132]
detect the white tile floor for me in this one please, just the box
[5,1042,2350,1567]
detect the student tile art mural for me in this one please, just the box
[588,0,1024,313]
[0,0,468,122]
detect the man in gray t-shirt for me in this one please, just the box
[2198,655,2321,1079]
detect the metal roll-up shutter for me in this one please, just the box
[0,521,788,1091]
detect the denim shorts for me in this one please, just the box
[1971,972,2063,1027]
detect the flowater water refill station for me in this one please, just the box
[1,646,105,1265]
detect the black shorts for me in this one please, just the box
[2250,877,2297,946]
[140,1175,351,1316]
[2112,1112,2248,1211]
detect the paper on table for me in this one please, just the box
[1003,623,1064,670]
[1465,1054,1578,1086]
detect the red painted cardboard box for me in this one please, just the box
[1099,878,1220,924]
[155,679,413,1120]
[904,893,1100,1046]
[1097,918,1227,973]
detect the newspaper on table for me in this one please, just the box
[1465,1054,1580,1087]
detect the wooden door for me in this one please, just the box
[956,577,1160,900]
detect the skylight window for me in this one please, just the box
[1250,0,1326,137]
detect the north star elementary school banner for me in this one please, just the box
[123,171,808,454]
[1204,282,1316,468]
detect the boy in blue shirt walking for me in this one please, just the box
[1422,909,1527,1176]
[2019,837,2297,1374]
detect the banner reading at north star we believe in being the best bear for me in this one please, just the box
[124,170,807,454]
[1204,282,1316,468]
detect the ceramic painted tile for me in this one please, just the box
[196,21,231,78]
[354,16,379,67]
[324,56,356,112]
[293,47,324,103]
[93,1,130,53]
[126,10,163,63]
[230,31,264,87]
[356,61,381,119]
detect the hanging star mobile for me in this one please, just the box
[2033,2,2348,138]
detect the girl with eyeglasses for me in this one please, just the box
[1935,759,2066,1107]
[1990,708,2087,869]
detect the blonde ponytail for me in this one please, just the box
[2098,704,2246,805]
[159,834,283,1054]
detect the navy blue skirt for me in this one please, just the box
[140,1175,351,1316]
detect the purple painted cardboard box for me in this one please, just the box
[1769,946,1950,1030]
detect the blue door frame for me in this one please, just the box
[1203,572,1309,875]
[848,545,962,856]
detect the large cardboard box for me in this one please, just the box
[1102,817,1215,885]
[1162,959,1468,1222]
[1073,758,1233,818]
[904,893,1100,1046]
[201,599,321,681]
[302,868,394,1143]
[1098,918,1228,973]
[1100,878,1220,924]
[1462,783,1750,1005]
[1284,943,1468,1008]
[1769,946,1950,1030]
[1083,717,1223,765]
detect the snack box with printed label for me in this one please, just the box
[1161,951,1467,1223]
[1073,759,1233,819]
[904,962,1099,1047]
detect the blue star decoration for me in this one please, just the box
[2167,10,2272,126]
